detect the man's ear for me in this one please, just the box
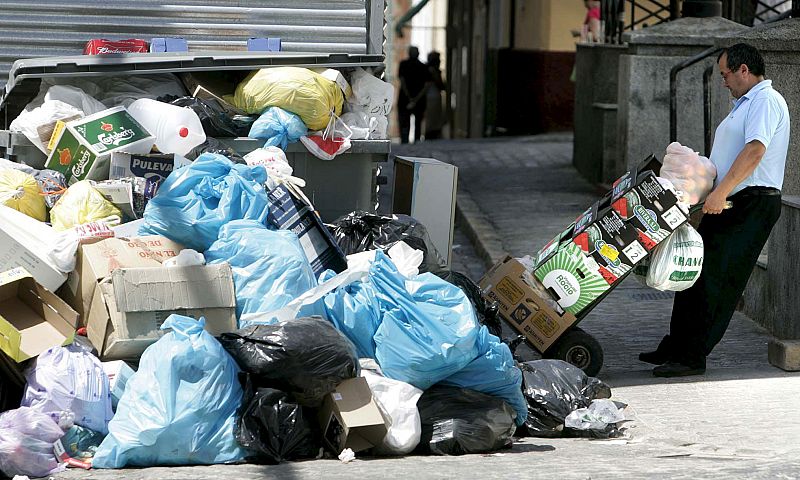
[740,63,750,76]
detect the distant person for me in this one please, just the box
[571,1,601,42]
[641,43,790,377]
[398,46,430,143]
[424,51,446,140]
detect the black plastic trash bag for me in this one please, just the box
[0,351,25,413]
[435,270,502,338]
[416,386,516,456]
[219,317,359,407]
[519,359,612,438]
[191,137,247,164]
[327,211,447,273]
[236,375,321,464]
[165,95,249,137]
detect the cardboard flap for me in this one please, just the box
[110,264,235,313]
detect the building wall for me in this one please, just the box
[514,0,586,52]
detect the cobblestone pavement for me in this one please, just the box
[58,135,800,480]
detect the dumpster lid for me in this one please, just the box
[0,51,384,124]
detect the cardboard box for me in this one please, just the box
[45,106,155,184]
[102,360,136,409]
[479,257,578,352]
[62,236,184,322]
[533,241,610,316]
[572,207,647,284]
[87,263,237,360]
[109,152,191,185]
[267,183,347,277]
[0,268,77,362]
[0,215,67,293]
[111,219,146,238]
[319,377,389,453]
[611,171,688,250]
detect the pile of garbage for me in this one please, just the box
[0,63,630,478]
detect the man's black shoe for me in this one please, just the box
[638,350,671,365]
[652,361,706,378]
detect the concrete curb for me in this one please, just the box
[455,190,508,270]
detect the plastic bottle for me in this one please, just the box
[127,98,206,156]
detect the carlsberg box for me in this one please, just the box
[45,107,155,184]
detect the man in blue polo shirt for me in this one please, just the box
[640,43,790,377]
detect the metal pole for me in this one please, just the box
[669,46,720,143]
[670,0,681,19]
[703,64,714,156]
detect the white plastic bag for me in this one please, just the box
[564,399,626,431]
[163,249,206,267]
[661,142,716,205]
[22,343,114,435]
[347,68,394,117]
[646,224,704,291]
[9,85,106,153]
[0,407,66,478]
[300,113,353,160]
[361,369,423,455]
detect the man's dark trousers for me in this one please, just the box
[659,188,782,368]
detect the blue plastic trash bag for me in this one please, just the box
[317,269,382,359]
[0,407,66,477]
[440,327,527,426]
[22,343,113,435]
[249,106,307,150]
[205,220,317,326]
[370,251,481,390]
[92,314,246,468]
[139,153,270,251]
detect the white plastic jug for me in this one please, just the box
[127,98,206,156]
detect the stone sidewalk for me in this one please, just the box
[57,135,800,480]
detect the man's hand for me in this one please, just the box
[702,189,729,214]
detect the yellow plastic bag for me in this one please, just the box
[228,67,344,131]
[0,168,46,221]
[50,180,121,231]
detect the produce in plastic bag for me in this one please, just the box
[34,169,68,208]
[328,211,447,273]
[520,359,611,438]
[236,376,321,464]
[0,168,46,221]
[138,153,270,251]
[167,95,248,137]
[204,220,317,323]
[416,386,516,456]
[0,407,66,477]
[361,368,422,455]
[92,314,246,468]
[249,106,307,150]
[22,343,113,435]
[644,223,704,292]
[219,317,359,407]
[50,180,122,231]
[435,270,503,338]
[229,67,344,131]
[440,327,527,426]
[661,142,716,205]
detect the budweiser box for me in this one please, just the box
[84,39,149,55]
[45,107,155,184]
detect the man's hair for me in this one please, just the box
[718,43,765,77]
